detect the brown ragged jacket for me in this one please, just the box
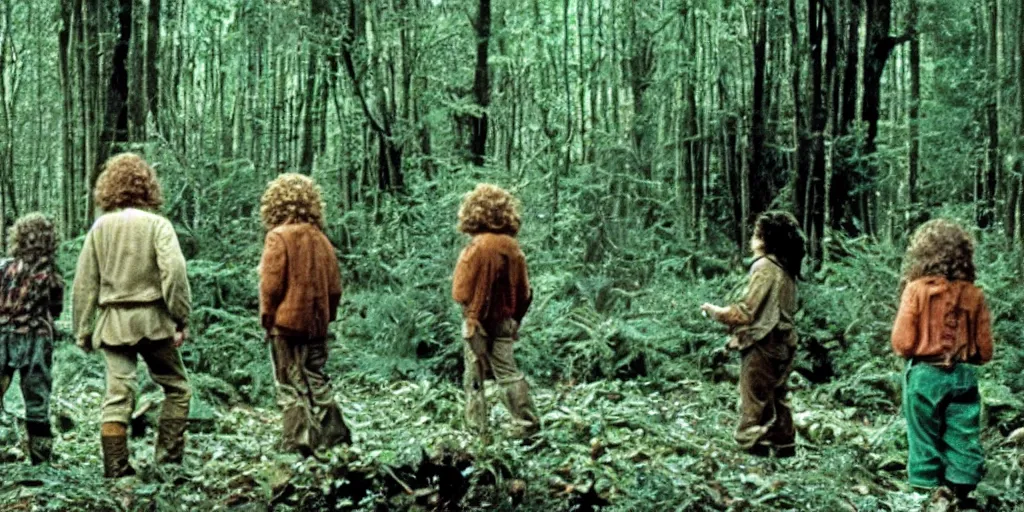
[259,223,342,339]
[452,233,532,338]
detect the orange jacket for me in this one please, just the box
[452,233,532,337]
[891,276,993,364]
[259,223,342,339]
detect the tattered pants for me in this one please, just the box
[735,334,795,450]
[0,333,53,424]
[270,335,350,453]
[101,338,192,425]
[463,320,539,436]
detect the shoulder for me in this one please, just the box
[749,257,783,279]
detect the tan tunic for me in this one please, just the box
[72,208,192,349]
[714,256,797,350]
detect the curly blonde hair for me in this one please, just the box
[260,173,326,230]
[94,153,164,211]
[900,219,976,289]
[7,212,58,264]
[457,183,521,236]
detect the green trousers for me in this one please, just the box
[0,333,53,424]
[903,360,985,488]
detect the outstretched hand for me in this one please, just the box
[701,303,725,319]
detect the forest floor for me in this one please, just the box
[2,344,1023,512]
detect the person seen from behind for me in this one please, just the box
[452,183,539,441]
[259,173,350,457]
[701,211,804,458]
[891,219,992,510]
[0,213,64,465]
[72,153,193,478]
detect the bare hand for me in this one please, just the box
[173,327,189,348]
[700,303,723,318]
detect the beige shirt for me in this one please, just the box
[714,256,798,350]
[72,208,192,348]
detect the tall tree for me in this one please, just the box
[980,0,1000,228]
[907,0,920,210]
[95,0,133,187]
[749,0,772,217]
[469,0,490,166]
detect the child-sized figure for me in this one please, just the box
[701,211,804,457]
[452,184,539,440]
[72,153,193,478]
[259,173,350,456]
[891,219,992,508]
[0,213,64,465]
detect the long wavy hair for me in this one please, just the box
[457,183,521,236]
[94,153,164,211]
[754,211,806,279]
[260,173,327,230]
[900,219,975,290]
[7,213,58,266]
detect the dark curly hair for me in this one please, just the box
[754,211,806,279]
[94,153,164,211]
[900,219,975,290]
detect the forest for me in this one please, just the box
[1,0,1023,510]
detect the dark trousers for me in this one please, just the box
[735,334,795,450]
[270,335,351,453]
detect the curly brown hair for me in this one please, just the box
[260,173,326,230]
[900,219,976,289]
[754,211,806,279]
[94,153,164,211]
[7,212,58,264]
[457,183,521,236]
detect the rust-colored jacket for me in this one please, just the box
[891,276,993,364]
[259,223,342,339]
[452,233,532,337]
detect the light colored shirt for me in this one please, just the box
[72,208,191,348]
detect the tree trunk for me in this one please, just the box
[469,0,491,166]
[750,0,771,218]
[980,0,999,229]
[59,0,77,236]
[146,0,159,130]
[96,0,133,181]
[907,0,920,211]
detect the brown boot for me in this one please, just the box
[155,419,188,464]
[101,422,136,478]
[26,421,53,465]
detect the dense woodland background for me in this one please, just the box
[1,0,1024,510]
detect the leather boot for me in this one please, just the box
[26,421,53,465]
[101,422,136,478]
[155,418,188,464]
